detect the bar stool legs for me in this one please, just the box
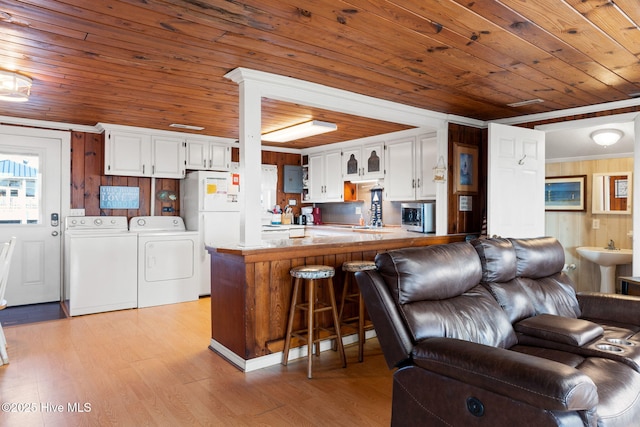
[339,260,377,362]
[282,265,346,379]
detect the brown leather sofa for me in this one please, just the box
[356,237,640,426]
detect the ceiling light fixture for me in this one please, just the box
[0,70,32,102]
[262,120,337,142]
[169,123,205,131]
[507,98,544,107]
[590,129,623,146]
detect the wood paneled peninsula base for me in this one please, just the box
[206,227,466,372]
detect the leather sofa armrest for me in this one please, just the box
[577,292,640,325]
[515,314,603,346]
[355,269,414,369]
[412,337,598,411]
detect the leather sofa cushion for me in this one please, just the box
[517,276,581,318]
[402,285,517,348]
[515,314,604,346]
[375,241,482,303]
[481,280,536,323]
[510,237,565,279]
[472,237,517,282]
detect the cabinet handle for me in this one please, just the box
[143,164,145,174]
[152,165,155,175]
[209,159,212,168]
[411,179,415,188]
[417,178,421,188]
[204,159,207,168]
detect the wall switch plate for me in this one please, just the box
[355,206,362,215]
[289,199,297,206]
[69,209,85,217]
[592,219,600,229]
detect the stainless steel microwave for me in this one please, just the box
[401,202,435,233]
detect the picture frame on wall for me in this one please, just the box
[544,175,586,211]
[453,142,478,194]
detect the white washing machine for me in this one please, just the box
[64,216,138,316]
[129,216,199,308]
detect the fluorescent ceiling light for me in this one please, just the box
[0,70,32,102]
[170,123,204,131]
[590,129,623,146]
[507,98,544,107]
[262,120,337,142]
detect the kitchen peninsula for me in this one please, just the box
[206,227,467,371]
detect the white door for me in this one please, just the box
[0,126,67,306]
[488,123,545,238]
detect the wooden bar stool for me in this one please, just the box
[339,260,377,362]
[282,265,346,379]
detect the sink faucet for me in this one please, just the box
[607,239,617,250]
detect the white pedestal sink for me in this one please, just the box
[576,247,633,293]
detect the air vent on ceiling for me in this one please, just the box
[170,123,205,131]
[507,98,544,107]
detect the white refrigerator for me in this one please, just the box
[181,170,241,295]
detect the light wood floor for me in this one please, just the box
[0,297,392,426]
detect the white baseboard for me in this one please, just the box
[209,330,377,372]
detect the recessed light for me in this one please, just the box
[170,123,204,131]
[507,99,544,107]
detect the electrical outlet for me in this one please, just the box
[355,206,362,215]
[592,219,600,229]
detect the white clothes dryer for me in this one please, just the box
[64,216,137,316]
[129,216,199,308]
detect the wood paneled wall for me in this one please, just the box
[69,132,302,219]
[518,106,640,293]
[546,158,633,293]
[231,148,303,216]
[447,123,487,235]
[70,131,178,217]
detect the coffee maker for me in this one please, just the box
[301,207,314,225]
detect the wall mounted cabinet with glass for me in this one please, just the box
[592,172,632,214]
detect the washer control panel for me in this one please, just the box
[65,216,129,231]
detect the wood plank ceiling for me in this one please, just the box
[0,0,639,149]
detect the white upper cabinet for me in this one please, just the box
[384,138,415,201]
[385,133,438,201]
[185,138,231,171]
[307,150,343,202]
[104,129,184,178]
[342,142,385,181]
[416,134,438,200]
[100,123,234,178]
[151,135,186,178]
[104,129,152,177]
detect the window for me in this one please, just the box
[0,153,40,224]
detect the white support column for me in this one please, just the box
[237,79,263,247]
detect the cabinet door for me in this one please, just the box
[416,135,438,199]
[104,130,151,176]
[185,139,208,170]
[324,150,343,201]
[208,142,231,171]
[152,136,185,178]
[362,142,384,179]
[342,147,362,179]
[307,154,324,202]
[384,138,416,201]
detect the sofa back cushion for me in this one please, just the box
[472,238,537,323]
[375,242,518,349]
[510,237,581,318]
